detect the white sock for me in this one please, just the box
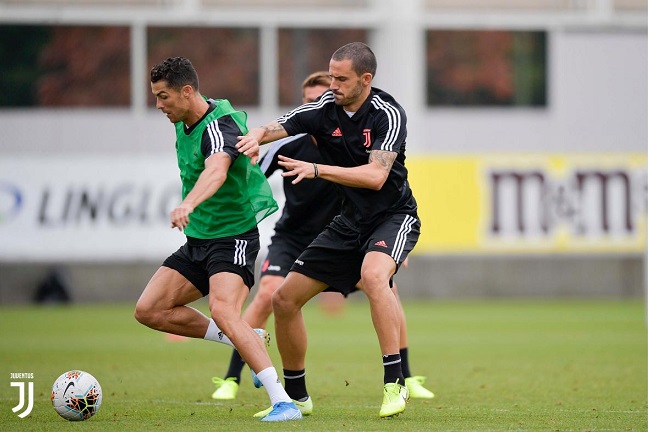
[256,367,291,406]
[203,319,234,347]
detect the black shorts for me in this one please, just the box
[260,230,315,278]
[290,214,420,296]
[162,227,260,296]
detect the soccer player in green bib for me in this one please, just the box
[134,57,301,422]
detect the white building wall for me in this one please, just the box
[1,30,645,156]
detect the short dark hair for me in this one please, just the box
[331,42,377,78]
[301,71,331,91]
[150,57,199,91]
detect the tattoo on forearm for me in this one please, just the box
[261,123,285,135]
[369,150,397,171]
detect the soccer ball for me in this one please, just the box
[51,370,102,421]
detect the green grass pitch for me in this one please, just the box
[0,298,646,431]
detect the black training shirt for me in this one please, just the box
[277,87,418,229]
[259,134,341,236]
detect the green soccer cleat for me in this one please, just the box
[405,376,435,399]
[379,381,409,418]
[253,396,313,418]
[211,377,239,400]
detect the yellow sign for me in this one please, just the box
[407,154,647,254]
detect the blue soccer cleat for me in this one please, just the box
[260,401,302,422]
[254,396,313,418]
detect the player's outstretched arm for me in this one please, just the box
[278,150,396,190]
[237,121,289,165]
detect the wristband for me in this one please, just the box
[313,163,319,178]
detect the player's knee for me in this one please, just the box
[247,295,273,318]
[134,301,161,328]
[271,288,292,315]
[360,268,388,292]
[254,282,276,308]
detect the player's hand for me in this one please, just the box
[278,155,317,184]
[170,204,194,231]
[236,135,260,165]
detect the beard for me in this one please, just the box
[333,83,363,108]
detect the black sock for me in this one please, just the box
[400,347,412,379]
[224,349,245,383]
[283,369,308,401]
[383,354,405,385]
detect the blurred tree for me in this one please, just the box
[0,25,51,107]
[147,27,259,106]
[278,28,367,106]
[37,26,131,106]
[426,30,546,107]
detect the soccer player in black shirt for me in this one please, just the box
[213,72,434,406]
[237,43,421,418]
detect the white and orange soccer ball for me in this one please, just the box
[51,370,102,421]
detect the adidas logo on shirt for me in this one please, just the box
[374,240,388,248]
[332,127,342,137]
